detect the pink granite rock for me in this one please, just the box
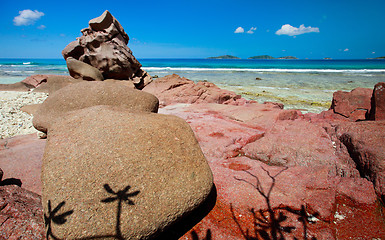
[369,82,385,120]
[336,120,385,199]
[158,102,384,239]
[0,133,45,194]
[143,74,242,107]
[0,185,45,239]
[330,87,372,120]
[21,74,48,88]
[62,10,152,89]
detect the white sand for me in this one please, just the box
[0,91,48,139]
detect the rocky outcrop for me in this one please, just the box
[41,105,214,239]
[33,81,159,133]
[0,185,45,239]
[336,120,385,200]
[143,74,242,107]
[157,102,384,240]
[369,82,385,120]
[330,87,372,121]
[62,10,152,89]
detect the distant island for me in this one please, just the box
[248,55,298,60]
[248,55,275,59]
[207,55,240,59]
[375,56,385,59]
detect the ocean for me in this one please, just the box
[1,58,384,113]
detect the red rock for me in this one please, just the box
[143,74,242,107]
[336,120,385,199]
[21,74,48,88]
[158,102,384,239]
[0,133,45,194]
[0,185,45,239]
[369,82,385,120]
[330,87,372,120]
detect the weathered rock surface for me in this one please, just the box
[42,106,214,239]
[62,10,152,89]
[242,120,359,177]
[21,74,49,88]
[65,57,104,81]
[330,87,372,121]
[369,82,385,120]
[0,133,46,194]
[157,102,384,239]
[143,74,242,107]
[0,185,45,239]
[335,120,385,199]
[29,74,81,94]
[33,81,159,133]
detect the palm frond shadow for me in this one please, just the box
[231,166,318,240]
[44,183,140,240]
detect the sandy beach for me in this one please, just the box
[0,91,48,139]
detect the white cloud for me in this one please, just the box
[13,9,44,26]
[275,24,319,36]
[234,27,244,33]
[344,48,349,52]
[247,27,257,34]
[37,25,46,30]
[372,51,376,54]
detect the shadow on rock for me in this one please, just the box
[231,166,318,240]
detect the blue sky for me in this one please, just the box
[0,0,384,59]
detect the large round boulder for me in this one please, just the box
[41,105,214,239]
[33,81,159,133]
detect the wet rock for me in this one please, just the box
[33,81,159,133]
[41,105,213,239]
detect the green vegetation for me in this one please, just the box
[375,56,385,59]
[207,55,240,59]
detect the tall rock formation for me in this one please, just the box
[62,10,151,89]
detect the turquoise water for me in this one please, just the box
[1,58,385,113]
